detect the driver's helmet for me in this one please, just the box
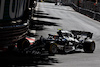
[57,29,63,37]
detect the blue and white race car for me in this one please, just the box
[47,29,95,53]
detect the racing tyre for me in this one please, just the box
[63,45,68,53]
[49,44,58,54]
[17,38,30,50]
[83,41,95,53]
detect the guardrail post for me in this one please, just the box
[93,12,96,20]
[93,3,97,20]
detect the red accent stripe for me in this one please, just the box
[15,37,35,48]
[26,37,35,41]
[15,45,17,48]
[30,43,33,45]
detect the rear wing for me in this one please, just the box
[70,30,93,39]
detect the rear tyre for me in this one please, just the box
[17,38,30,50]
[83,41,95,53]
[49,44,58,54]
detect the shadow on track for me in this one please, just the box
[33,14,61,20]
[36,10,44,13]
[34,10,50,15]
[30,20,59,26]
[29,19,59,31]
[57,50,83,55]
[0,51,59,67]
[29,10,60,31]
[34,10,61,19]
[36,12,49,15]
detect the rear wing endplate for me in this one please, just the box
[70,30,93,39]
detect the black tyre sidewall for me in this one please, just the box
[83,41,95,53]
[17,38,30,50]
[49,44,57,54]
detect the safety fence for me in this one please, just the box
[71,0,100,12]
[44,0,55,3]
[45,0,100,21]
[61,0,71,5]
[70,0,100,21]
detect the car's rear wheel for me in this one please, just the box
[17,38,30,50]
[83,41,95,53]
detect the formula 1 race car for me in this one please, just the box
[46,29,95,53]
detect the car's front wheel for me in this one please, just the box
[49,43,58,54]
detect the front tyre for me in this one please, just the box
[49,44,58,54]
[83,41,95,53]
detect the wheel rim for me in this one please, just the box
[17,39,30,50]
[64,43,68,53]
[50,44,57,53]
[64,46,67,52]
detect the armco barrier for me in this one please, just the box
[71,0,79,7]
[71,4,78,11]
[97,3,100,13]
[71,0,100,21]
[95,13,100,21]
[79,8,95,18]
[45,0,100,21]
[44,0,55,3]
[61,0,71,5]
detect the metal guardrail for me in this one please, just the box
[71,0,100,21]
[61,0,71,5]
[44,0,55,2]
[45,0,100,21]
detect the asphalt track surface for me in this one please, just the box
[1,2,100,67]
[33,2,100,67]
